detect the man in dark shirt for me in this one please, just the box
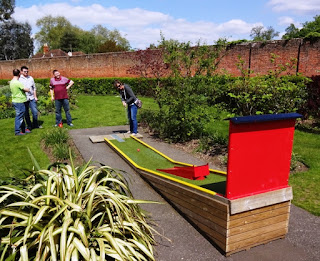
[49,70,74,127]
[114,80,138,135]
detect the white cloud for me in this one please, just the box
[13,3,261,49]
[277,16,303,29]
[268,0,320,14]
[278,16,295,26]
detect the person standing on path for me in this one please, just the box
[114,80,138,135]
[10,69,30,136]
[19,66,42,129]
[49,70,74,127]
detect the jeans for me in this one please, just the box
[25,99,39,129]
[128,104,138,134]
[55,99,72,125]
[12,102,26,134]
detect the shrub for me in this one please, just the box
[0,85,14,119]
[0,162,156,260]
[53,143,74,160]
[224,56,310,115]
[42,128,69,147]
[225,75,309,115]
[141,77,209,142]
[42,128,74,161]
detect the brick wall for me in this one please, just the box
[1,38,320,80]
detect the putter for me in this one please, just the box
[124,107,129,125]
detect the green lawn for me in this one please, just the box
[0,94,319,215]
[0,95,156,179]
[290,130,320,216]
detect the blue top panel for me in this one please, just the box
[228,113,303,124]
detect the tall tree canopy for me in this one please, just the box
[0,20,34,60]
[250,26,279,41]
[35,16,75,50]
[0,0,15,21]
[35,16,131,53]
[282,15,320,40]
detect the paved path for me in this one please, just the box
[69,126,320,261]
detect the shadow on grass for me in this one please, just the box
[296,124,320,135]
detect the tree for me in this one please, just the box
[60,30,80,52]
[77,31,97,54]
[282,24,300,40]
[97,39,129,53]
[283,15,320,40]
[0,0,15,21]
[35,17,131,53]
[90,25,130,52]
[35,15,74,50]
[0,19,34,60]
[250,26,279,41]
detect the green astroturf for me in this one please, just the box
[110,138,226,195]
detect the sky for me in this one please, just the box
[13,0,320,49]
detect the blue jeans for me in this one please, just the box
[55,99,72,125]
[128,104,138,134]
[25,99,39,129]
[13,102,26,134]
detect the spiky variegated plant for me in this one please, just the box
[0,152,157,261]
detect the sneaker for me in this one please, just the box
[68,123,74,127]
[131,133,138,136]
[126,131,131,134]
[25,129,31,133]
[15,132,25,136]
[54,124,58,127]
[37,125,43,129]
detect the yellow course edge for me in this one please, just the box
[131,135,227,176]
[104,137,220,196]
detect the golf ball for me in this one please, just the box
[137,149,140,152]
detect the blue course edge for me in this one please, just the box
[226,113,303,124]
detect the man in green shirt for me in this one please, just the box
[10,69,30,136]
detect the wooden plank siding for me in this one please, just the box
[140,169,290,255]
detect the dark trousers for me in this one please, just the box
[25,99,39,129]
[55,99,72,125]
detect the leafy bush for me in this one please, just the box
[42,128,69,147]
[224,55,311,115]
[0,162,156,260]
[53,143,75,160]
[226,75,310,115]
[42,128,73,161]
[0,85,14,119]
[35,78,158,97]
[140,78,209,142]
[303,75,320,119]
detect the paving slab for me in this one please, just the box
[69,125,320,261]
[89,132,143,143]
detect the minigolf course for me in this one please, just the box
[105,135,227,195]
[102,113,302,256]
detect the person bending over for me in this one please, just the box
[114,80,138,135]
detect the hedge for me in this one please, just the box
[0,75,317,120]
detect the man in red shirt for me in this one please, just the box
[49,70,74,127]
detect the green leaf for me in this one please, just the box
[27,147,41,171]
